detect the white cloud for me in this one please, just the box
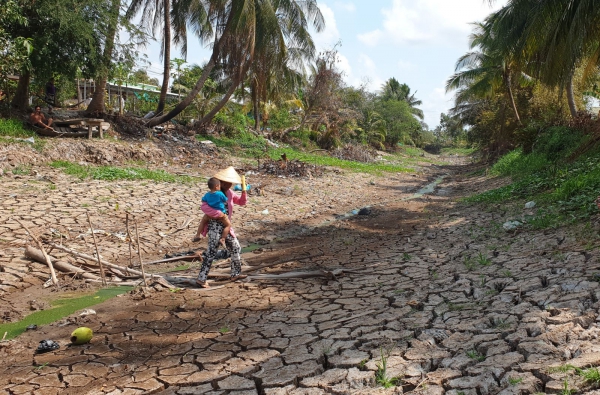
[336,53,353,78]
[397,60,415,71]
[313,3,341,50]
[335,1,356,12]
[357,30,384,47]
[358,0,507,47]
[422,85,454,127]
[357,54,384,91]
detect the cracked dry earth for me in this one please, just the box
[2,152,600,394]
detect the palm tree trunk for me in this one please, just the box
[251,79,259,131]
[147,12,235,127]
[197,80,240,126]
[86,0,120,115]
[11,70,30,111]
[566,73,577,117]
[156,0,171,115]
[504,73,522,126]
[197,60,252,126]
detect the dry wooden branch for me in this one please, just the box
[249,269,344,280]
[86,212,107,286]
[85,279,142,287]
[134,219,147,286]
[126,213,133,268]
[25,246,101,281]
[47,243,176,282]
[244,252,324,274]
[144,254,200,266]
[16,219,59,285]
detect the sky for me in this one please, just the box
[141,0,507,128]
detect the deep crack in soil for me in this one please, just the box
[2,141,600,395]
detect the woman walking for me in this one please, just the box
[195,167,247,288]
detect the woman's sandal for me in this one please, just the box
[195,280,210,288]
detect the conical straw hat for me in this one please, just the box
[213,166,242,184]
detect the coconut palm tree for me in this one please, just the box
[86,0,121,115]
[488,0,600,117]
[446,22,530,125]
[380,78,424,120]
[147,0,324,127]
[127,0,177,115]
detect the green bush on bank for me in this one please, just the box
[467,125,599,228]
[0,118,35,138]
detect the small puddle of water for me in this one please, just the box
[404,175,447,200]
[309,175,447,230]
[0,286,133,340]
[242,243,263,253]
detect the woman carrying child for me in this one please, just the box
[194,167,247,288]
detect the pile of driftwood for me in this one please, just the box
[256,157,323,178]
[17,212,359,291]
[16,213,164,289]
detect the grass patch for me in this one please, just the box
[163,264,191,273]
[50,161,194,183]
[375,348,400,388]
[200,133,414,175]
[578,367,600,385]
[508,377,523,385]
[465,146,600,228]
[12,164,31,175]
[270,147,413,175]
[0,287,133,339]
[441,147,476,156]
[0,118,46,151]
[466,349,486,362]
[463,256,477,271]
[0,118,35,138]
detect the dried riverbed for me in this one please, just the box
[1,138,600,394]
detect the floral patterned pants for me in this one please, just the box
[197,219,242,282]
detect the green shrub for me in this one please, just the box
[490,148,550,178]
[268,108,295,131]
[534,126,584,161]
[0,118,34,138]
[214,110,250,136]
[198,132,267,158]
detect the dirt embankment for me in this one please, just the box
[0,134,218,169]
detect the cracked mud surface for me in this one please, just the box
[2,140,600,394]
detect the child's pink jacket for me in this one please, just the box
[200,190,247,238]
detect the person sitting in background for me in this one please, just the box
[29,106,53,130]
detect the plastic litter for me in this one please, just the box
[351,209,359,215]
[79,309,96,317]
[261,209,269,215]
[525,201,536,209]
[36,340,60,354]
[358,207,372,216]
[26,324,37,331]
[23,137,35,144]
[234,184,251,191]
[503,220,522,231]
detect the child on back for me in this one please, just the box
[193,177,231,246]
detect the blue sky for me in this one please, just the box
[141,0,507,128]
